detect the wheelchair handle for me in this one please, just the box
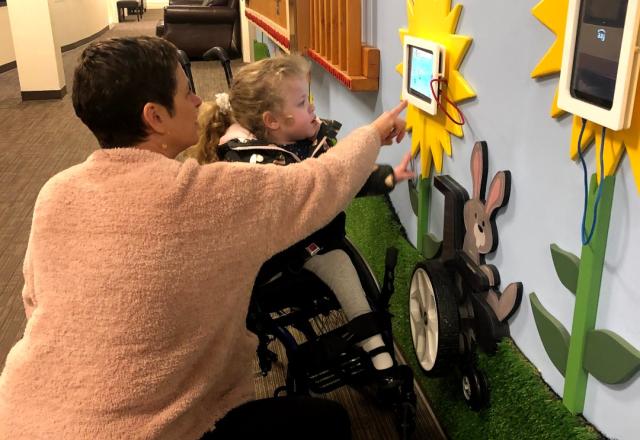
[203,46,233,88]
[177,49,196,94]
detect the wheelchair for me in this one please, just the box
[179,47,418,438]
[248,232,416,438]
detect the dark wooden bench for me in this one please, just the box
[117,0,142,22]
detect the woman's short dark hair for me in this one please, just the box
[72,36,180,149]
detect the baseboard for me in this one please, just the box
[21,86,67,101]
[0,60,16,74]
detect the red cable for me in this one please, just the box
[430,77,465,125]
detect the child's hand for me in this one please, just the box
[372,100,408,145]
[393,151,416,183]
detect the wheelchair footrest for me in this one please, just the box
[290,335,372,394]
[304,351,370,393]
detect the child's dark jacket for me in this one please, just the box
[218,120,396,279]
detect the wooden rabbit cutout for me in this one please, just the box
[462,142,522,322]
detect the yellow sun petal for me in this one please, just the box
[531,0,568,117]
[550,88,563,118]
[569,87,640,185]
[398,0,476,176]
[531,0,568,79]
[626,142,640,191]
[532,0,640,191]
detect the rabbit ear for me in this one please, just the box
[485,170,511,215]
[470,141,488,200]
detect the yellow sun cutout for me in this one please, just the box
[396,0,475,177]
[532,0,640,191]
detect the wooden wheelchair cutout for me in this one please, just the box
[409,141,523,410]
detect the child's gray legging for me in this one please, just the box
[302,249,392,369]
[303,249,373,320]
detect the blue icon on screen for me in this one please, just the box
[596,28,606,42]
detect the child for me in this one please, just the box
[186,55,414,380]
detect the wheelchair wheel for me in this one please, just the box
[342,237,381,304]
[308,237,386,340]
[409,261,460,376]
[341,237,396,352]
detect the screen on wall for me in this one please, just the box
[570,0,629,109]
[407,45,434,103]
[585,0,627,25]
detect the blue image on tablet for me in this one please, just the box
[408,46,434,102]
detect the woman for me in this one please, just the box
[0,36,407,439]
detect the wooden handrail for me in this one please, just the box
[345,0,361,76]
[245,0,379,91]
[338,0,346,71]
[307,0,378,91]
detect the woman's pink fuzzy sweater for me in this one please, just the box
[0,126,381,439]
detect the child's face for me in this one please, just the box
[274,76,318,143]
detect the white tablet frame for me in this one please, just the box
[557,0,640,130]
[402,36,445,116]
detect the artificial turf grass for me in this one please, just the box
[345,195,603,440]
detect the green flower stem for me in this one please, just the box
[417,175,432,257]
[563,174,616,414]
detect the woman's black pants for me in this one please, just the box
[200,396,351,439]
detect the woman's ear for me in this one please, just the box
[142,102,169,135]
[262,111,280,131]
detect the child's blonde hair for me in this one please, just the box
[187,54,310,164]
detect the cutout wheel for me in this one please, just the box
[409,261,460,376]
[461,365,490,410]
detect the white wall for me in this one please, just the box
[0,7,15,66]
[1,1,111,68]
[309,1,640,439]
[9,0,65,92]
[146,0,168,8]
[48,0,109,48]
[106,0,118,27]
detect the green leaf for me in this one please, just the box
[408,179,419,216]
[253,40,271,60]
[550,243,580,295]
[421,233,442,259]
[530,293,570,376]
[584,329,640,384]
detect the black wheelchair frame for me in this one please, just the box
[177,47,418,438]
[248,240,415,403]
